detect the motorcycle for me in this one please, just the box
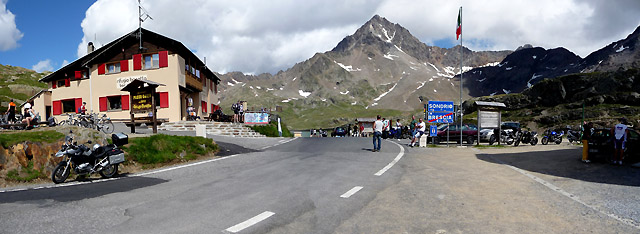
[489,128,515,145]
[51,131,128,184]
[513,129,538,146]
[566,129,581,144]
[519,130,538,146]
[541,129,562,145]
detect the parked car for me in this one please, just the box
[587,128,640,164]
[331,127,346,137]
[431,123,478,144]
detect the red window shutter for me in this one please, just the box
[211,104,215,113]
[133,54,142,70]
[159,92,169,108]
[98,64,106,75]
[159,51,168,68]
[201,101,207,113]
[99,97,107,112]
[120,60,129,72]
[75,98,83,113]
[121,95,130,110]
[52,81,57,89]
[53,101,62,115]
[75,71,82,79]
[65,78,70,87]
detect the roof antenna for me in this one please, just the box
[138,0,153,50]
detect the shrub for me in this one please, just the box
[249,122,293,137]
[122,134,218,164]
[6,161,45,182]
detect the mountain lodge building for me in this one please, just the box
[34,28,220,122]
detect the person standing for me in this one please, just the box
[410,118,426,147]
[373,115,383,152]
[77,102,87,115]
[409,115,417,140]
[395,119,402,139]
[382,118,389,139]
[612,118,629,165]
[5,99,16,123]
[581,121,593,163]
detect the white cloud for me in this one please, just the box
[32,59,53,72]
[0,0,23,51]
[60,60,70,69]
[78,0,640,74]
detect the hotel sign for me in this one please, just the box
[131,90,153,113]
[117,75,148,89]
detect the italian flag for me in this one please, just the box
[456,7,462,40]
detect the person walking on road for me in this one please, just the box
[612,118,629,165]
[373,115,383,152]
[581,121,593,163]
[409,115,417,141]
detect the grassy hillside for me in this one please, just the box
[0,64,48,112]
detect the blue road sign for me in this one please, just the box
[427,112,454,123]
[427,101,455,112]
[430,125,438,137]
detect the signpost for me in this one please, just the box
[121,79,165,134]
[427,101,454,146]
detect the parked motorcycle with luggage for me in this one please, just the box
[513,129,539,146]
[541,129,563,145]
[489,128,515,145]
[51,131,128,184]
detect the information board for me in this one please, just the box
[131,90,153,113]
[478,110,500,128]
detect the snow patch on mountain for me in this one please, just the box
[527,73,543,88]
[384,53,398,60]
[478,78,486,82]
[351,101,357,105]
[394,45,405,54]
[334,61,361,72]
[416,81,426,90]
[503,89,511,94]
[374,83,398,101]
[227,82,235,86]
[616,45,627,53]
[380,26,395,43]
[299,90,311,97]
[340,90,349,95]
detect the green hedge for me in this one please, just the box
[122,134,218,164]
[249,122,293,137]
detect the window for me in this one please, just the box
[107,96,122,110]
[82,70,88,78]
[144,54,160,69]
[107,62,121,74]
[57,80,65,87]
[62,99,75,113]
[196,69,200,78]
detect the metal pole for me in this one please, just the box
[459,6,464,146]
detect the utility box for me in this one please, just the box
[112,132,129,146]
[196,124,207,137]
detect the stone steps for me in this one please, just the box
[158,121,266,138]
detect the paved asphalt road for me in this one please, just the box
[1,136,639,234]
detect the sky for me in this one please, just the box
[1,0,639,75]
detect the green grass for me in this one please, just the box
[0,131,65,148]
[249,122,293,137]
[279,102,406,130]
[122,134,218,164]
[474,144,506,148]
[6,161,45,182]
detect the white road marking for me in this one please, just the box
[226,211,275,233]
[340,186,363,198]
[488,155,640,230]
[374,140,405,176]
[260,138,297,150]
[0,138,299,193]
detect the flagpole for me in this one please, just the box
[459,6,463,146]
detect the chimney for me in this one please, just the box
[87,42,95,54]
